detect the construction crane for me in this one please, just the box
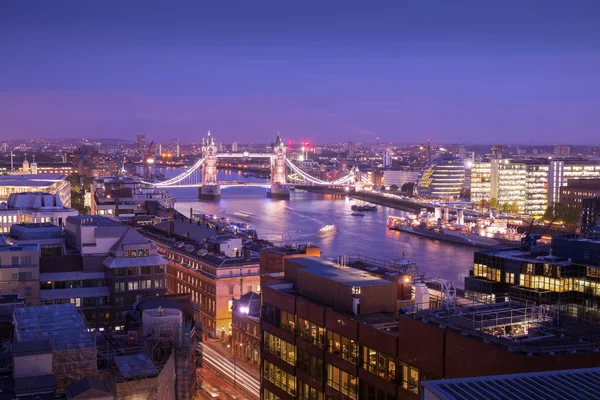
[144,141,155,179]
[520,216,559,251]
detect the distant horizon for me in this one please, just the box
[1,136,598,148]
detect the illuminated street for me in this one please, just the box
[199,342,260,399]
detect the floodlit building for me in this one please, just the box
[417,155,465,199]
[469,161,491,208]
[0,174,71,206]
[0,192,78,232]
[149,230,261,340]
[383,169,420,190]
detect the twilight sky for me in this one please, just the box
[1,1,599,144]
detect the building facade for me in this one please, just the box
[149,233,261,340]
[0,192,78,232]
[416,156,465,199]
[560,178,600,209]
[0,174,71,206]
[0,239,40,304]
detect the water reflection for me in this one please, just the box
[162,169,476,286]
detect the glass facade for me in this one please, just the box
[417,156,465,199]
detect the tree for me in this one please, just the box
[543,202,581,228]
[390,184,399,192]
[401,182,415,197]
[510,201,520,214]
[67,173,90,215]
[501,202,511,214]
[489,197,499,209]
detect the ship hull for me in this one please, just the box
[390,225,516,249]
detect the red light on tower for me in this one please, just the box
[306,141,311,147]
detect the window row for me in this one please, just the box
[264,331,296,366]
[263,360,296,396]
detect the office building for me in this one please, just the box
[6,216,169,330]
[466,234,600,321]
[137,134,147,159]
[382,169,419,190]
[0,237,40,304]
[0,192,78,232]
[91,176,174,218]
[231,141,239,152]
[145,229,261,340]
[473,158,600,216]
[382,149,392,168]
[560,178,600,208]
[470,162,491,208]
[417,155,465,199]
[554,145,571,156]
[73,144,119,177]
[548,159,600,206]
[581,198,600,234]
[398,301,600,396]
[0,174,71,206]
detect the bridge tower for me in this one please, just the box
[199,131,221,200]
[267,132,290,199]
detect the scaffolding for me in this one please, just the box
[13,303,97,393]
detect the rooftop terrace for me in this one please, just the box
[408,300,600,355]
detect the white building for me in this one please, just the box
[0,192,78,233]
[0,174,71,206]
[383,170,420,189]
[382,149,392,168]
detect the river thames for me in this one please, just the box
[163,170,476,286]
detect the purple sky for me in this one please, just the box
[1,1,599,144]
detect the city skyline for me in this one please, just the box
[2,1,600,145]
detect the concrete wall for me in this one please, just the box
[13,353,53,378]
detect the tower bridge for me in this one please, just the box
[142,132,371,200]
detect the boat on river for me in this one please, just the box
[351,212,365,217]
[351,204,377,212]
[387,208,522,249]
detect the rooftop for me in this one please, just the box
[0,174,67,186]
[67,215,124,227]
[0,241,38,253]
[142,229,261,268]
[114,353,159,380]
[291,257,396,287]
[408,301,600,355]
[14,303,95,349]
[422,367,600,400]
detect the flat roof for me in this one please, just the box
[40,287,110,301]
[14,303,94,348]
[408,301,600,355]
[423,367,600,400]
[292,257,395,287]
[114,354,158,380]
[0,242,38,253]
[67,215,124,226]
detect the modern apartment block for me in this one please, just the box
[581,198,600,234]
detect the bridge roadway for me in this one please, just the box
[153,181,353,190]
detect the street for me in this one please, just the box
[197,342,260,399]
